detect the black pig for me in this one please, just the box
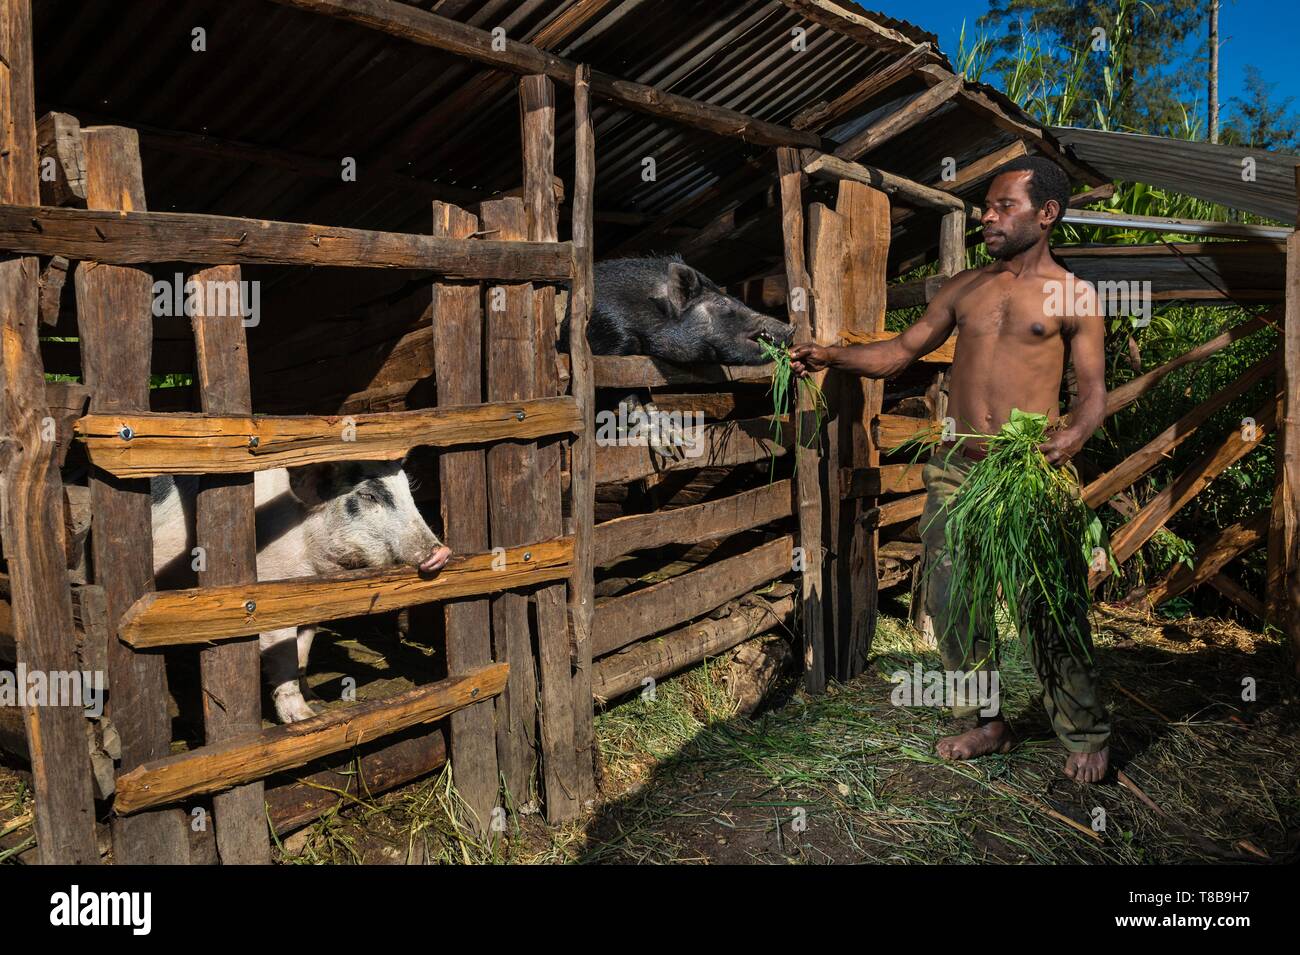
[560,255,791,364]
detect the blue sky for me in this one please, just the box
[864,1,1300,122]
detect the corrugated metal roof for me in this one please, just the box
[1056,242,1286,305]
[1052,126,1300,225]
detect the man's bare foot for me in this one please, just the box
[1063,747,1109,784]
[936,718,1016,760]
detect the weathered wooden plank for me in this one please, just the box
[265,0,821,148]
[841,463,925,498]
[521,74,579,821]
[592,355,773,390]
[863,491,926,528]
[876,413,941,450]
[593,480,793,566]
[1144,510,1269,608]
[1284,187,1300,671]
[1083,349,1279,508]
[1095,395,1279,586]
[593,536,794,657]
[36,111,85,205]
[593,415,790,485]
[190,264,270,864]
[593,594,797,702]
[76,123,190,863]
[431,200,498,832]
[568,65,598,807]
[0,204,573,278]
[113,663,508,815]
[120,538,573,648]
[833,72,962,162]
[75,396,582,477]
[481,198,541,805]
[803,150,978,215]
[778,147,826,693]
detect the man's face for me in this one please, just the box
[981,171,1054,260]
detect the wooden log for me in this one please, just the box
[481,198,541,804]
[431,200,498,832]
[120,538,573,648]
[520,77,579,822]
[803,150,978,216]
[1144,510,1269,608]
[1095,395,1279,585]
[593,594,797,702]
[264,726,448,836]
[593,536,794,658]
[592,356,773,390]
[44,380,90,469]
[841,463,925,498]
[36,111,86,206]
[264,0,821,149]
[833,73,962,162]
[876,413,941,450]
[891,141,1027,228]
[593,415,790,485]
[37,254,69,327]
[776,147,827,692]
[568,65,598,807]
[1209,572,1266,620]
[113,663,508,815]
[0,204,573,279]
[189,264,270,864]
[1083,349,1280,508]
[75,397,581,478]
[593,480,792,566]
[76,124,190,863]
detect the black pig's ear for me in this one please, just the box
[665,261,700,311]
[287,462,343,507]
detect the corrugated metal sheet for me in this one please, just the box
[1056,242,1286,304]
[1052,126,1300,225]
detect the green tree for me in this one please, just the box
[1221,65,1300,150]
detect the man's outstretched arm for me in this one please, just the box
[789,275,961,380]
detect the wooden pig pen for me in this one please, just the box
[1,0,1296,865]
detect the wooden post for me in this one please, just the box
[520,73,579,821]
[776,147,826,692]
[836,179,891,677]
[0,0,99,863]
[432,200,500,833]
[190,264,270,863]
[76,125,189,862]
[481,197,541,805]
[1283,166,1300,674]
[568,64,597,807]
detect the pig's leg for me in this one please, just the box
[617,392,682,461]
[296,626,326,706]
[261,626,316,723]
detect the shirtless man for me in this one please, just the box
[790,156,1111,783]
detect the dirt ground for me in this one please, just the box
[2,603,1296,865]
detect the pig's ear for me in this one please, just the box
[286,463,338,507]
[665,262,700,311]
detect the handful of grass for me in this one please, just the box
[922,409,1113,662]
[759,338,827,461]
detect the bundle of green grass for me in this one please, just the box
[759,338,827,453]
[923,409,1113,662]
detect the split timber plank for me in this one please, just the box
[568,66,598,806]
[876,413,941,450]
[1094,395,1280,586]
[481,198,541,804]
[593,415,790,485]
[431,200,498,832]
[863,492,926,528]
[119,538,574,648]
[803,150,978,216]
[592,356,774,389]
[1145,511,1270,608]
[1284,193,1300,671]
[593,480,793,566]
[76,124,189,863]
[0,204,572,279]
[74,396,582,477]
[35,111,86,205]
[592,536,794,658]
[190,263,269,863]
[841,463,925,498]
[521,75,579,821]
[777,146,827,693]
[113,664,508,815]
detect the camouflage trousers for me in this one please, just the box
[918,450,1111,754]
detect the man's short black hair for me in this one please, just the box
[994,156,1071,229]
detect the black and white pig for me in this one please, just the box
[560,254,792,363]
[151,461,452,724]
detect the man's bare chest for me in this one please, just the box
[955,278,1066,343]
